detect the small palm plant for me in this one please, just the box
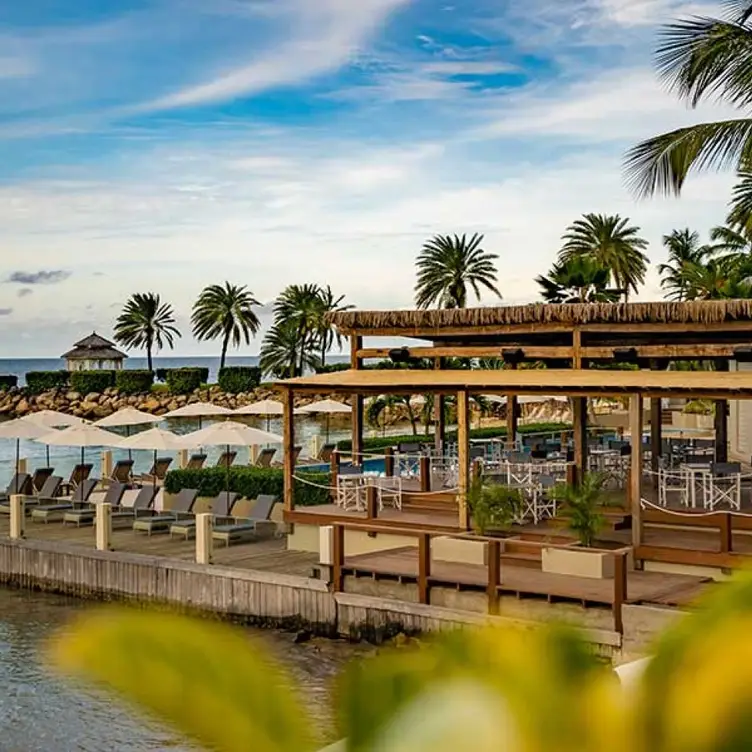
[554,472,608,548]
[467,477,523,535]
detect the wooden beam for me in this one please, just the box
[650,396,662,487]
[418,533,431,604]
[434,358,446,452]
[506,362,518,446]
[457,389,470,530]
[629,393,644,550]
[282,388,295,513]
[487,539,501,614]
[358,345,574,360]
[715,360,729,463]
[351,334,364,463]
[573,397,587,486]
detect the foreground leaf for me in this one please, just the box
[49,608,317,752]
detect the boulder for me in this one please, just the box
[141,398,161,413]
[66,392,81,402]
[15,399,29,415]
[167,400,178,412]
[84,392,100,404]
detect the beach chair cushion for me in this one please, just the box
[30,503,74,522]
[133,488,197,534]
[210,494,277,546]
[168,492,240,539]
[62,482,126,527]
[0,473,32,501]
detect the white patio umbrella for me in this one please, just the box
[295,399,351,442]
[20,410,88,466]
[163,402,233,429]
[37,423,123,479]
[233,399,283,431]
[94,407,162,461]
[119,428,189,491]
[0,418,56,477]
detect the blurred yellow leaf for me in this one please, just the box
[49,607,318,752]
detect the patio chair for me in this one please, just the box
[657,467,689,508]
[318,443,336,463]
[169,491,240,540]
[706,462,742,510]
[0,473,32,503]
[212,494,278,547]
[132,488,198,535]
[216,450,237,469]
[0,475,62,514]
[534,475,558,521]
[62,481,128,527]
[111,485,159,526]
[30,467,54,494]
[186,453,207,470]
[60,464,93,496]
[108,459,134,486]
[134,457,173,485]
[31,478,98,523]
[254,448,276,468]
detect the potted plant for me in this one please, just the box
[542,472,625,579]
[467,477,523,536]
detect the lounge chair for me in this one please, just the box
[134,457,173,486]
[0,474,62,514]
[273,445,301,467]
[30,467,54,494]
[60,463,93,496]
[317,443,336,463]
[0,473,32,503]
[62,481,127,527]
[31,478,98,523]
[212,494,278,547]
[132,487,198,536]
[216,450,237,469]
[107,459,134,486]
[111,485,159,527]
[169,491,240,540]
[254,448,276,468]
[186,453,207,470]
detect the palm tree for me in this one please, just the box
[191,283,260,371]
[313,286,352,367]
[259,320,319,378]
[658,229,712,300]
[367,394,417,436]
[710,223,752,261]
[559,214,649,299]
[624,2,752,200]
[113,292,180,371]
[274,284,323,374]
[415,233,501,309]
[729,169,752,232]
[536,257,620,303]
[682,256,752,299]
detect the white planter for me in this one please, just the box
[542,546,614,580]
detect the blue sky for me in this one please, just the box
[0,0,739,356]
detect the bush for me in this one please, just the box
[164,466,330,507]
[165,368,206,394]
[25,370,70,394]
[70,370,116,394]
[155,368,168,383]
[0,375,18,391]
[218,366,262,394]
[314,363,350,374]
[115,369,154,395]
[467,478,523,535]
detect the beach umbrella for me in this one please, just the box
[119,428,188,491]
[294,399,351,442]
[233,399,283,431]
[20,411,88,465]
[36,424,123,474]
[180,420,283,491]
[94,407,162,461]
[163,402,233,429]
[0,418,56,477]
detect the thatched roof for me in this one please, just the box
[330,300,752,333]
[62,331,127,361]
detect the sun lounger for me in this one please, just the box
[0,473,32,503]
[111,485,159,527]
[62,481,128,527]
[31,478,98,523]
[216,451,237,469]
[134,457,173,486]
[60,463,93,496]
[212,494,277,547]
[186,453,207,470]
[254,448,275,468]
[30,467,54,494]
[169,491,240,540]
[0,474,62,514]
[106,459,134,486]
[132,487,198,535]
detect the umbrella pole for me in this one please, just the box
[46,444,50,468]
[226,443,230,494]
[127,426,132,461]
[15,438,19,479]
[153,449,157,494]
[326,414,330,444]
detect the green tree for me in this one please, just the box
[710,223,752,261]
[273,284,324,375]
[558,214,649,299]
[658,229,712,300]
[536,257,620,303]
[729,169,752,232]
[259,320,319,378]
[367,394,419,436]
[191,283,260,371]
[682,256,752,299]
[113,292,180,371]
[415,233,501,309]
[312,285,352,367]
[624,2,752,201]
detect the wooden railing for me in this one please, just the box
[330,522,629,634]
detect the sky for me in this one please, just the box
[0,0,741,357]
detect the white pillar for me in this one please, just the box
[196,513,213,565]
[249,445,260,465]
[17,458,27,475]
[96,502,112,551]
[178,449,189,469]
[310,434,323,460]
[9,495,24,540]
[101,450,113,480]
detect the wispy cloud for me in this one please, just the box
[17,288,32,298]
[0,308,12,316]
[7,270,72,285]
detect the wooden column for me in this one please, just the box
[506,363,518,448]
[419,455,431,493]
[418,533,431,604]
[95,502,112,551]
[434,358,446,453]
[714,360,729,463]
[9,495,24,540]
[650,397,662,487]
[195,512,213,565]
[573,397,588,486]
[351,335,363,464]
[384,446,395,476]
[283,388,295,513]
[629,394,644,550]
[457,389,470,530]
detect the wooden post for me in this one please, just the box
[472,458,483,481]
[330,449,341,487]
[95,502,112,551]
[196,513,213,565]
[457,389,470,530]
[178,449,189,469]
[101,450,113,480]
[9,495,24,540]
[506,363,518,447]
[17,458,27,475]
[434,358,445,453]
[332,524,345,592]
[249,445,260,466]
[384,447,395,476]
[487,539,501,615]
[573,397,588,485]
[419,455,431,493]
[418,533,431,604]
[613,552,627,635]
[366,484,378,519]
[629,394,644,550]
[351,335,363,465]
[650,397,662,488]
[720,512,732,554]
[283,388,295,513]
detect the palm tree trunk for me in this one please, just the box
[146,339,153,372]
[220,332,229,372]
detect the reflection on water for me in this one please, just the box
[0,588,370,751]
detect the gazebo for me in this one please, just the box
[62,332,127,372]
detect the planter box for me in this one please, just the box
[671,412,713,430]
[542,546,615,580]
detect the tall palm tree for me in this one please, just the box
[658,229,712,300]
[274,284,323,374]
[682,256,752,299]
[624,2,752,200]
[191,282,260,371]
[259,320,319,378]
[367,394,418,436]
[559,214,649,299]
[113,292,180,371]
[313,286,352,367]
[729,169,752,232]
[536,257,620,304]
[710,223,752,261]
[415,233,501,309]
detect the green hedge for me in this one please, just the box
[165,368,206,394]
[164,466,330,507]
[218,366,261,393]
[0,375,18,391]
[115,369,154,395]
[70,370,116,394]
[315,363,350,374]
[25,370,69,394]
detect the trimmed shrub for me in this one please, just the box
[155,368,168,383]
[0,374,18,391]
[115,369,154,395]
[165,368,206,394]
[315,363,350,374]
[25,370,69,394]
[218,366,262,394]
[70,370,116,395]
[164,466,329,507]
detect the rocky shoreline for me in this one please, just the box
[0,385,334,420]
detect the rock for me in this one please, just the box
[167,400,178,412]
[79,401,99,416]
[98,394,110,405]
[141,399,161,413]
[15,399,29,415]
[176,395,187,405]
[85,392,100,403]
[66,392,81,402]
[127,396,138,405]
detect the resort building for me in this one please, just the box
[62,332,127,372]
